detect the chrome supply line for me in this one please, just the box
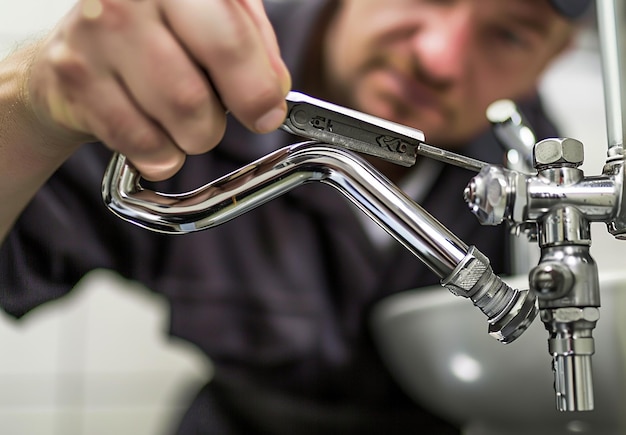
[597,0,626,239]
[597,0,626,154]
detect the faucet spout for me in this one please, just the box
[103,141,467,274]
[102,141,537,343]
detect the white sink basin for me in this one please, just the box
[371,271,626,435]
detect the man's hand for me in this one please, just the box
[27,0,291,180]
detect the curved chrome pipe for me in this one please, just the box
[103,141,467,276]
[102,141,537,343]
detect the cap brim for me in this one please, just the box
[549,0,592,19]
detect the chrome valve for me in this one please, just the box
[463,135,617,411]
[465,0,626,414]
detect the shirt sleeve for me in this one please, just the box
[0,143,162,318]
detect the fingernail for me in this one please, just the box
[280,68,292,96]
[255,106,286,133]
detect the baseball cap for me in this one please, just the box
[549,0,592,19]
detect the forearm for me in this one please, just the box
[0,43,80,242]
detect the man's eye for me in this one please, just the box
[492,28,528,49]
[423,0,456,5]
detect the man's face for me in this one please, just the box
[324,0,573,148]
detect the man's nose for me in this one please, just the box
[411,9,473,83]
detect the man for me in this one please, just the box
[0,0,588,433]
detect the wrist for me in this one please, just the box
[2,40,91,162]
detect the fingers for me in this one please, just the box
[161,0,291,133]
[238,0,292,92]
[27,0,291,181]
[80,78,188,181]
[34,39,186,180]
[112,21,228,157]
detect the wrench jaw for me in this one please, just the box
[282,91,488,172]
[282,92,422,167]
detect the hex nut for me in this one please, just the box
[464,166,510,225]
[533,138,584,169]
[540,307,600,323]
[488,288,538,344]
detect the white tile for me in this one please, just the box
[0,270,212,435]
[0,0,75,35]
[0,309,63,374]
[0,374,57,408]
[82,371,202,409]
[80,407,187,435]
[75,271,211,377]
[0,409,58,435]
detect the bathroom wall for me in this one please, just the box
[0,271,211,435]
[1,2,625,435]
